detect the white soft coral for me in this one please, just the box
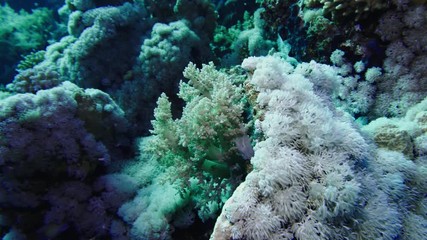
[211,56,391,240]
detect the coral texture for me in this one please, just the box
[116,61,248,239]
[211,55,419,240]
[372,4,427,117]
[7,64,63,93]
[0,4,57,84]
[0,81,131,237]
[305,0,389,20]
[1,1,427,239]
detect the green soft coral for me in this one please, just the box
[149,62,245,166]
[147,93,180,159]
[177,62,244,163]
[147,62,248,222]
[0,4,53,56]
[16,50,46,71]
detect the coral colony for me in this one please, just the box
[0,0,426,239]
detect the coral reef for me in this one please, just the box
[0,4,53,57]
[1,0,427,239]
[0,81,130,237]
[0,4,58,84]
[212,55,375,239]
[16,50,47,71]
[19,0,219,135]
[213,8,275,66]
[113,18,215,133]
[372,4,427,118]
[59,1,150,88]
[362,98,427,239]
[6,64,63,93]
[121,62,248,238]
[211,54,427,240]
[305,0,390,21]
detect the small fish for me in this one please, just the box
[234,134,254,160]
